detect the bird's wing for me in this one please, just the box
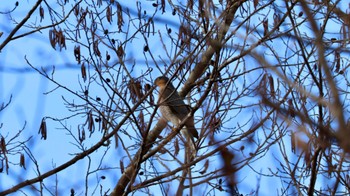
[162,87,190,118]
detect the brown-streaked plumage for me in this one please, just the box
[154,76,198,155]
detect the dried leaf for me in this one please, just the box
[128,80,144,104]
[199,159,209,174]
[20,153,26,169]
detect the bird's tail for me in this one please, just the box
[182,128,197,159]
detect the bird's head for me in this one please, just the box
[154,76,170,87]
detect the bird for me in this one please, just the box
[154,76,198,157]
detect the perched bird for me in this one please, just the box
[154,76,198,156]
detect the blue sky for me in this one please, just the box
[1,1,349,195]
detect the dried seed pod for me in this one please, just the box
[117,45,124,57]
[88,110,94,133]
[57,29,66,50]
[39,118,47,140]
[117,3,124,32]
[160,0,165,13]
[143,45,149,52]
[106,51,110,61]
[106,6,112,23]
[120,160,124,173]
[144,83,154,105]
[74,45,81,63]
[263,19,268,36]
[199,159,209,174]
[74,3,80,16]
[253,0,258,9]
[291,132,296,153]
[81,63,86,81]
[78,126,85,143]
[93,40,101,57]
[174,138,179,156]
[335,50,340,73]
[39,6,44,22]
[268,75,275,98]
[20,153,26,169]
[102,113,108,131]
[298,11,303,17]
[138,111,146,137]
[0,137,7,154]
[273,13,280,30]
[49,29,56,49]
[288,99,296,117]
